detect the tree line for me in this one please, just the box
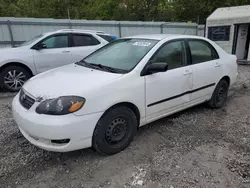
[1,0,250,24]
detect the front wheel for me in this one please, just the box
[92,106,137,155]
[208,79,229,109]
[0,65,31,92]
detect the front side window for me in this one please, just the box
[80,39,158,72]
[72,34,100,46]
[42,35,68,49]
[188,40,218,64]
[150,40,187,70]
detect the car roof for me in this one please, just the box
[125,34,205,41]
[54,29,110,35]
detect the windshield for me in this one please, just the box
[81,38,158,72]
[20,34,44,47]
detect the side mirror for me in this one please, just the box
[34,43,47,50]
[143,62,168,76]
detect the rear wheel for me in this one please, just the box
[0,65,31,92]
[93,106,137,155]
[208,79,229,109]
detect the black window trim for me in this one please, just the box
[140,38,189,76]
[186,38,220,65]
[69,33,101,47]
[208,25,231,41]
[31,33,70,49]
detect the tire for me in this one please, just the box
[208,79,229,109]
[0,65,31,92]
[93,106,137,155]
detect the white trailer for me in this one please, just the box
[206,5,250,62]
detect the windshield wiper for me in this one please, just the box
[89,63,119,73]
[76,60,94,68]
[76,61,125,73]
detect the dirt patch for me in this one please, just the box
[0,66,250,188]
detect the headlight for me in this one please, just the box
[36,96,85,115]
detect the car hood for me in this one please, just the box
[0,46,26,52]
[0,46,28,56]
[23,64,123,99]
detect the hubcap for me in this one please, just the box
[4,70,26,90]
[105,118,127,144]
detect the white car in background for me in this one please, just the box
[0,29,116,92]
[12,34,238,155]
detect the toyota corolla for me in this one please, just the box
[12,34,238,155]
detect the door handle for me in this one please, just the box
[62,50,70,53]
[215,62,221,67]
[184,70,192,75]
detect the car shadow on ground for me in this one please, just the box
[0,89,17,99]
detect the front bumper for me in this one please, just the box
[12,94,103,152]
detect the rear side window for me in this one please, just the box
[188,40,219,64]
[97,34,116,42]
[72,34,100,47]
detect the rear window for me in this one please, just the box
[97,34,116,42]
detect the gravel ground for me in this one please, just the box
[0,65,250,188]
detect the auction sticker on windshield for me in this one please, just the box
[133,42,151,47]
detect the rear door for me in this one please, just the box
[187,39,222,104]
[69,33,103,63]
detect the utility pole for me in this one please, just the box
[197,15,200,24]
[67,0,71,20]
[67,0,72,28]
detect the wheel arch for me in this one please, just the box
[100,102,141,126]
[0,62,34,76]
[220,75,230,86]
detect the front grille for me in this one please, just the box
[19,89,35,110]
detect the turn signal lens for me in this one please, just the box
[68,101,84,113]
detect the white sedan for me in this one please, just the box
[12,34,238,155]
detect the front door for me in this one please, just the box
[145,40,193,122]
[33,34,71,74]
